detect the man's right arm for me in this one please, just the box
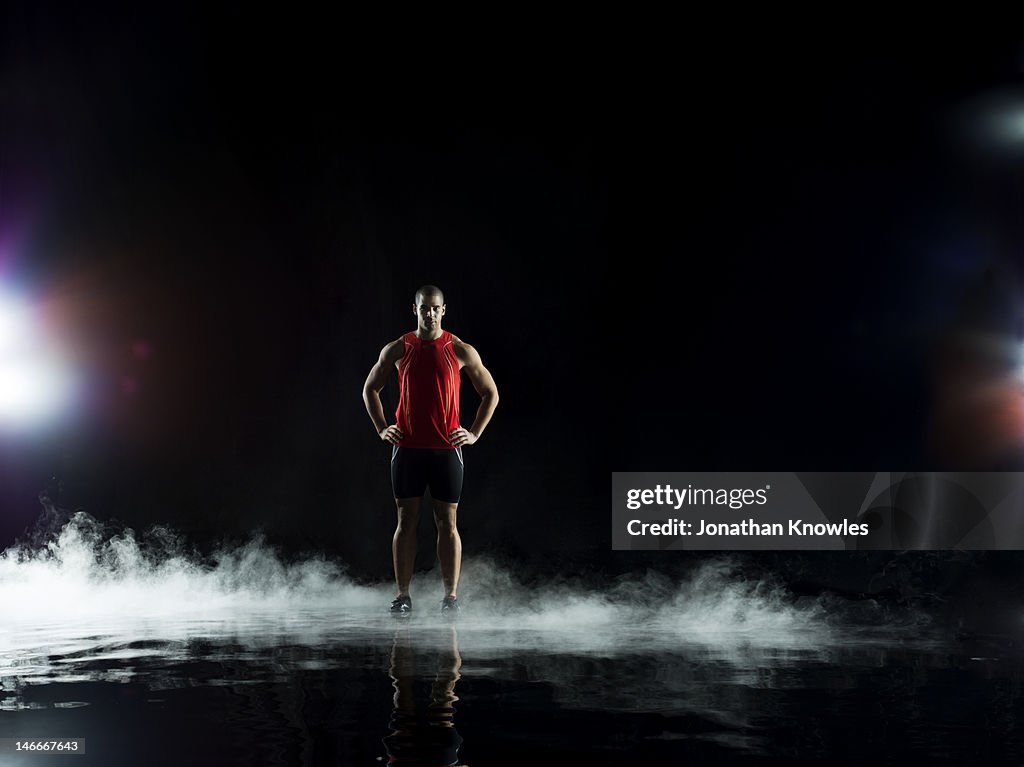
[362,339,406,444]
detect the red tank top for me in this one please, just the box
[394,330,461,448]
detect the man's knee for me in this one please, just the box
[396,498,421,529]
[432,503,458,533]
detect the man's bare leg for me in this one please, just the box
[433,500,461,599]
[393,497,421,597]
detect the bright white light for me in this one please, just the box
[0,356,74,429]
[0,292,33,354]
[0,288,76,432]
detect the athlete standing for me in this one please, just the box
[362,285,499,614]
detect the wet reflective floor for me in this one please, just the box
[3,609,1024,765]
[2,519,1022,764]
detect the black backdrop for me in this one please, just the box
[3,15,1024,588]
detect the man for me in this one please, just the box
[382,624,464,764]
[362,285,499,614]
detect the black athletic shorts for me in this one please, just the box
[391,446,464,503]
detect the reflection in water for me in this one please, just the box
[3,514,1024,762]
[1,614,1023,764]
[384,625,465,766]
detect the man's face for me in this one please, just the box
[414,295,445,330]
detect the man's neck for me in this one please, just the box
[415,326,443,341]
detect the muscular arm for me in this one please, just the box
[454,338,499,441]
[362,339,405,439]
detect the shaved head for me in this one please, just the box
[414,285,445,305]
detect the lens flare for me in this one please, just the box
[0,287,77,431]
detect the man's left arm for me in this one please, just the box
[450,342,499,447]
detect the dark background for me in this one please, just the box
[3,15,1024,585]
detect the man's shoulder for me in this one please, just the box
[450,334,481,363]
[382,336,407,360]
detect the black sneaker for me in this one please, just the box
[440,596,459,615]
[390,595,412,615]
